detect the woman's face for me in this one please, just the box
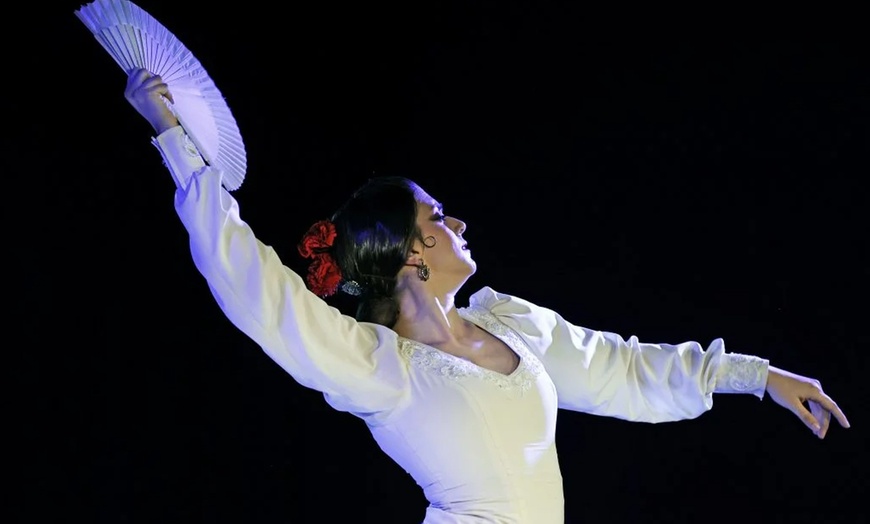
[412,187,476,282]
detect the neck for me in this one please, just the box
[392,279,471,346]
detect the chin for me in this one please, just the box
[449,263,476,289]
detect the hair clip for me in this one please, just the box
[340,280,363,296]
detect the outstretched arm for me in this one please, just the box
[473,287,850,437]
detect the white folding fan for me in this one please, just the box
[75,0,248,191]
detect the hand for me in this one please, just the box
[765,365,850,439]
[124,67,179,134]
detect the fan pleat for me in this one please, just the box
[76,0,248,191]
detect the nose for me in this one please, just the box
[451,217,466,237]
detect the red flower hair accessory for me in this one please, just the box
[297,219,342,297]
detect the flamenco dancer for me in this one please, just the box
[122,67,849,523]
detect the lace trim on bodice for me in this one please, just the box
[397,306,544,395]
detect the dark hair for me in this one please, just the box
[329,176,422,327]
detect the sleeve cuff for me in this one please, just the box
[151,125,207,189]
[714,353,770,399]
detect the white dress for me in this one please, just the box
[152,126,770,523]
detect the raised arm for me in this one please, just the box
[123,68,408,420]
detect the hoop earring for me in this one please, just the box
[417,262,430,281]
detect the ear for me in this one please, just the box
[405,241,425,266]
[406,251,424,266]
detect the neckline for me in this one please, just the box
[397,307,524,379]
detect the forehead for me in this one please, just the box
[413,186,442,211]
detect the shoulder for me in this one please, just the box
[465,287,559,349]
[468,286,537,312]
[468,286,500,308]
[467,286,554,327]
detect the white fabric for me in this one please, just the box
[152,126,770,523]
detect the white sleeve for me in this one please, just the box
[470,287,769,423]
[151,126,408,423]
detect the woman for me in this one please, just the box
[124,67,849,523]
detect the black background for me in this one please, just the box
[13,2,867,523]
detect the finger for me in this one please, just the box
[140,75,165,89]
[810,401,831,439]
[148,84,174,104]
[128,81,173,106]
[790,401,821,434]
[808,389,850,429]
[125,67,152,91]
[135,75,174,102]
[126,67,148,80]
